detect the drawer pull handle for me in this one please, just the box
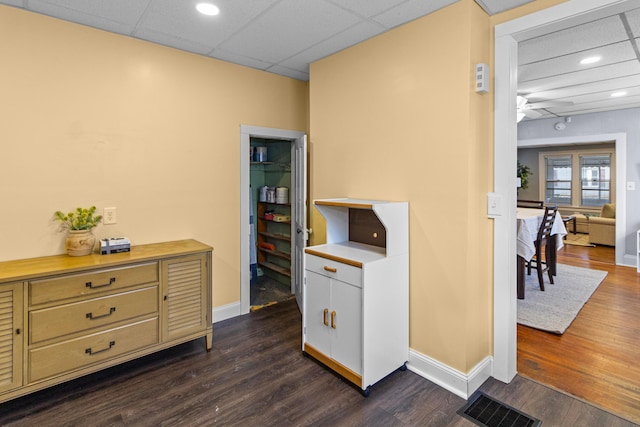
[85,341,115,356]
[323,266,337,273]
[331,310,337,329]
[86,307,116,320]
[323,308,329,326]
[86,277,116,289]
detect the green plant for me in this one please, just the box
[54,206,103,231]
[517,160,533,191]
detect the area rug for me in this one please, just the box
[564,232,595,247]
[518,263,607,334]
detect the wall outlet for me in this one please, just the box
[103,207,117,224]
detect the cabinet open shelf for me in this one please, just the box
[258,217,291,225]
[258,261,291,277]
[259,247,291,261]
[256,201,292,282]
[258,231,291,242]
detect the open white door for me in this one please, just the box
[293,135,308,312]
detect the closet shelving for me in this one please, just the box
[257,201,292,278]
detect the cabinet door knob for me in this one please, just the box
[323,266,337,273]
[323,308,329,326]
[331,311,337,329]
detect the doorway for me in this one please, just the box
[493,0,631,383]
[240,125,307,315]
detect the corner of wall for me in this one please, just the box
[408,348,493,399]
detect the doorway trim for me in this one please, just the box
[240,125,306,315]
[493,0,629,383]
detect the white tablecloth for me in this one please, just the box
[516,208,567,261]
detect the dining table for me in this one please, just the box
[516,207,568,299]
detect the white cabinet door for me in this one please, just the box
[330,279,362,375]
[304,270,362,375]
[304,271,331,356]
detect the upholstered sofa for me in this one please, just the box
[589,203,616,246]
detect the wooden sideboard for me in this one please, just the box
[0,239,212,404]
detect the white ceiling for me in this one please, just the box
[518,3,640,120]
[3,0,638,119]
[0,0,532,81]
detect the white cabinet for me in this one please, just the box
[303,198,408,395]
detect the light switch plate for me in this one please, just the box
[487,192,502,217]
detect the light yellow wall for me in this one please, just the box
[0,6,308,308]
[310,0,492,372]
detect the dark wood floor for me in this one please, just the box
[518,241,640,425]
[1,294,636,426]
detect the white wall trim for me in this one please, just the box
[213,301,241,323]
[493,0,626,384]
[408,349,493,399]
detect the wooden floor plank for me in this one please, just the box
[0,285,636,426]
[518,243,640,425]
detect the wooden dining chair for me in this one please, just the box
[517,199,544,209]
[526,205,558,291]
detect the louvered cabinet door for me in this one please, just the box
[0,282,23,394]
[161,254,209,343]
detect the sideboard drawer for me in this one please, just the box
[30,262,158,305]
[30,286,159,344]
[29,317,159,382]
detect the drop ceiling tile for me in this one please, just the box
[519,15,628,65]
[28,0,150,29]
[0,1,25,6]
[474,0,533,15]
[218,0,362,64]
[265,64,309,80]
[133,28,215,55]
[372,0,458,29]
[279,20,384,71]
[324,0,407,19]
[136,0,279,49]
[209,48,273,70]
[519,40,637,82]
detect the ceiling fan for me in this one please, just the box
[516,95,573,122]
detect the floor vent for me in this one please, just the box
[458,391,542,427]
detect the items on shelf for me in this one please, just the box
[276,187,289,204]
[254,146,268,162]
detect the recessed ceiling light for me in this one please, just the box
[196,3,219,16]
[580,56,601,65]
[610,91,627,98]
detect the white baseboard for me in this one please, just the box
[407,348,493,399]
[213,301,241,323]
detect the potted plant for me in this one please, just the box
[54,206,103,256]
[517,160,533,192]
